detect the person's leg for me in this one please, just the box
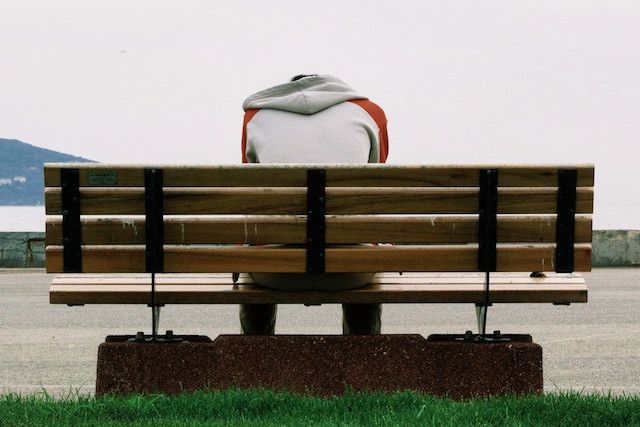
[240,304,277,334]
[342,303,382,334]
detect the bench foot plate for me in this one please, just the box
[96,334,542,399]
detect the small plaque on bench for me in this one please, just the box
[88,171,117,185]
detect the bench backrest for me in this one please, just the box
[44,164,594,275]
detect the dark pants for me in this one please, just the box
[239,303,382,335]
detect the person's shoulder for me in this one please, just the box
[349,99,387,119]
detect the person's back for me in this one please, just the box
[240,74,389,334]
[242,74,388,164]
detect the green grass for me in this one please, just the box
[1,389,639,426]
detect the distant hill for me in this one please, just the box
[0,138,94,205]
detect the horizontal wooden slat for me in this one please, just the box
[46,246,147,273]
[44,187,594,215]
[46,246,308,273]
[45,244,592,274]
[45,187,309,215]
[324,245,592,273]
[326,215,593,244]
[49,272,587,305]
[45,215,593,245]
[44,164,595,188]
[328,187,593,215]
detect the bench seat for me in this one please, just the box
[50,272,587,305]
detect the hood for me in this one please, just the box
[242,75,366,114]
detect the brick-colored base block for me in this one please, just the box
[96,334,542,399]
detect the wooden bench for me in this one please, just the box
[45,163,593,339]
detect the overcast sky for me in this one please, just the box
[2,1,639,228]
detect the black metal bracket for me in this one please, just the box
[556,169,577,273]
[61,168,82,273]
[144,168,164,341]
[478,168,498,273]
[145,168,164,274]
[306,169,326,274]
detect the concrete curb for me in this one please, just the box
[0,232,45,268]
[592,230,640,267]
[1,230,639,268]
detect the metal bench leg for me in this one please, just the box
[153,306,161,337]
[477,270,491,335]
[456,270,510,343]
[475,304,486,335]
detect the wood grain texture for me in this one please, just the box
[45,215,592,245]
[49,272,587,305]
[45,163,594,306]
[44,164,595,187]
[44,187,594,215]
[45,244,592,274]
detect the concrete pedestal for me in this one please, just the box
[96,334,542,399]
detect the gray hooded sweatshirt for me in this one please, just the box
[242,75,388,164]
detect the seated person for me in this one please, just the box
[240,74,389,335]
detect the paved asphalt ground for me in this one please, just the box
[1,268,638,397]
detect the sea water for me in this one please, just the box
[0,206,46,232]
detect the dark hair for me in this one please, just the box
[291,74,318,82]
